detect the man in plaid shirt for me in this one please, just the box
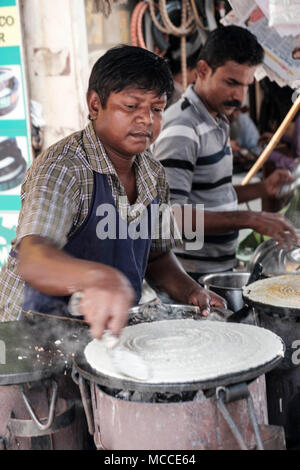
[0,45,225,338]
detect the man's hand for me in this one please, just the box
[258,132,273,146]
[146,251,227,316]
[230,139,241,154]
[79,267,135,339]
[186,285,227,317]
[249,211,299,248]
[263,169,294,198]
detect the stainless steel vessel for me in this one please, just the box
[199,272,250,312]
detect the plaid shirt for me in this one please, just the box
[0,122,181,321]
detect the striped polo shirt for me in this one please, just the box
[153,85,238,274]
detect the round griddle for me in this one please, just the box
[74,319,284,393]
[243,274,300,319]
[0,317,89,386]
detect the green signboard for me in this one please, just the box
[0,0,31,265]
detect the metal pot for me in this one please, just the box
[199,272,250,312]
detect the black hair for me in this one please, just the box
[166,47,201,76]
[198,25,264,71]
[88,44,174,107]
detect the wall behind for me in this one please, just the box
[20,0,89,148]
[85,0,132,70]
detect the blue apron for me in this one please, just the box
[21,172,158,317]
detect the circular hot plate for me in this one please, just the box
[0,318,89,386]
[74,319,284,393]
[243,274,300,317]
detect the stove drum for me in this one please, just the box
[0,377,88,450]
[241,274,300,444]
[78,375,285,450]
[258,310,300,444]
[0,68,19,116]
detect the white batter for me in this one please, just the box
[84,319,284,384]
[244,274,300,309]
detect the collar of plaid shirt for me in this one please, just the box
[82,122,163,220]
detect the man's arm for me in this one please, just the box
[175,207,298,247]
[18,235,134,338]
[146,250,226,316]
[234,169,293,203]
[234,181,266,203]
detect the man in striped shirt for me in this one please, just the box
[153,26,298,279]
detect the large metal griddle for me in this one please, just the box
[226,267,300,322]
[228,294,300,323]
[0,312,90,386]
[73,320,284,393]
[0,309,284,392]
[243,294,300,319]
[243,276,300,320]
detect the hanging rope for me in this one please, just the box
[149,0,196,91]
[190,0,210,30]
[130,1,200,91]
[130,1,149,48]
[130,1,167,56]
[158,0,195,37]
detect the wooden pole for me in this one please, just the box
[241,94,300,185]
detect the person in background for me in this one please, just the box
[230,106,260,152]
[260,112,300,173]
[260,112,300,211]
[153,26,298,280]
[165,47,200,109]
[229,105,261,174]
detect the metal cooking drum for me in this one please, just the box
[0,316,90,450]
[242,274,300,444]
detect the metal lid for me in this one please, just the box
[248,237,300,277]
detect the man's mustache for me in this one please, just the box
[222,100,242,108]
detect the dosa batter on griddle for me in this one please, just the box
[243,274,300,309]
[84,320,284,384]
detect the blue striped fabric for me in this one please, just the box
[170,188,190,197]
[196,146,232,166]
